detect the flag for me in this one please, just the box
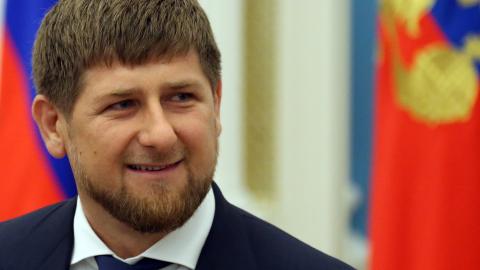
[349,0,376,267]
[0,0,76,221]
[370,0,480,269]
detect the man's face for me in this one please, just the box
[60,51,221,233]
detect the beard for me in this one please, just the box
[72,145,217,234]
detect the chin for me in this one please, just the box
[81,169,213,234]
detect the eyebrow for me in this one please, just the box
[108,88,139,97]
[93,79,205,103]
[163,79,203,90]
[91,88,140,107]
[103,88,139,101]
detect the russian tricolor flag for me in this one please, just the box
[0,0,76,221]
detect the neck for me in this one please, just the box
[79,193,167,259]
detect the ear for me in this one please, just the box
[213,80,222,137]
[31,95,68,158]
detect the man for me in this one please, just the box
[0,1,354,269]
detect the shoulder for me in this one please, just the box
[0,199,76,253]
[211,183,355,270]
[232,205,355,270]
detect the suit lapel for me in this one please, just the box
[36,230,75,270]
[196,183,257,270]
[11,199,76,270]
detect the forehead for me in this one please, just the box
[79,50,209,97]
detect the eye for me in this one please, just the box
[171,92,194,102]
[108,99,137,110]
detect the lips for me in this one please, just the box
[127,160,182,172]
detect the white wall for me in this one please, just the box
[275,0,352,259]
[199,0,254,208]
[201,0,353,263]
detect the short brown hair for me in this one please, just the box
[33,0,221,116]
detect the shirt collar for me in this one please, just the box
[71,187,215,269]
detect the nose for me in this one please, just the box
[137,105,177,150]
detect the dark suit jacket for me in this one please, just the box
[0,183,355,270]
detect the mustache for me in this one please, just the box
[123,147,185,164]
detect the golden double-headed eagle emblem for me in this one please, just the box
[380,0,480,125]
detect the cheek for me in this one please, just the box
[175,117,218,158]
[74,125,133,167]
[179,115,217,142]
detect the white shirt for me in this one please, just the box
[70,188,215,270]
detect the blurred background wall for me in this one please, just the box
[200,0,364,268]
